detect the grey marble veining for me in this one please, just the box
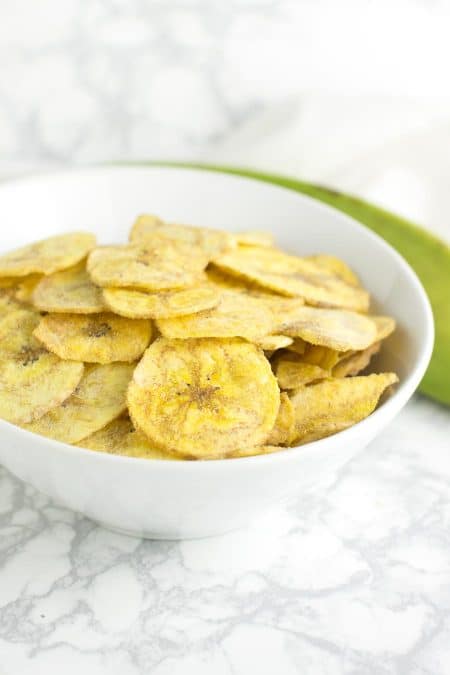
[1,395,449,674]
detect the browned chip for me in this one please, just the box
[32,261,106,313]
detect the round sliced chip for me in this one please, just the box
[102,284,220,319]
[0,232,96,277]
[129,214,232,257]
[266,392,296,445]
[332,341,381,378]
[0,309,84,424]
[213,247,369,311]
[13,275,43,303]
[305,255,360,287]
[231,232,275,248]
[274,357,329,389]
[34,312,152,363]
[128,337,280,459]
[32,262,106,313]
[22,363,134,444]
[228,445,285,458]
[290,373,399,445]
[87,242,207,291]
[156,291,276,341]
[78,417,182,460]
[278,306,377,351]
[372,315,396,342]
[301,344,342,370]
[285,338,307,356]
[255,335,293,351]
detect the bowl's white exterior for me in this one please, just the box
[0,167,433,539]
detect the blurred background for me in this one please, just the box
[1,0,450,240]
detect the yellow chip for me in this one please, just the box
[267,392,296,445]
[255,335,293,351]
[102,283,220,319]
[278,306,377,351]
[14,275,43,303]
[228,445,285,458]
[372,315,396,342]
[156,291,275,341]
[87,242,207,291]
[213,247,369,311]
[0,310,84,424]
[129,214,232,257]
[305,255,360,287]
[332,341,381,378]
[290,373,399,445]
[32,262,106,313]
[274,356,329,389]
[127,337,280,459]
[285,338,307,355]
[0,232,96,277]
[301,344,342,370]
[34,312,152,363]
[0,286,23,315]
[78,417,182,460]
[23,362,134,443]
[231,232,275,248]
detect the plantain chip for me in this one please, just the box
[156,291,275,341]
[228,445,285,458]
[213,247,369,311]
[372,315,396,342]
[231,231,275,248]
[32,261,106,313]
[0,286,23,315]
[129,214,232,257]
[127,337,280,459]
[87,242,208,291]
[102,283,220,319]
[255,335,293,351]
[78,417,182,460]
[13,275,43,304]
[278,305,377,351]
[301,344,343,370]
[285,337,307,356]
[274,355,329,389]
[0,232,96,277]
[290,373,399,445]
[23,362,134,443]
[304,254,360,287]
[266,392,296,445]
[0,309,84,424]
[332,341,381,378]
[34,312,152,363]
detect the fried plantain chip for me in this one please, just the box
[213,247,369,311]
[87,242,208,291]
[102,283,220,319]
[266,392,296,445]
[372,315,396,342]
[332,341,381,378]
[32,261,106,313]
[78,417,182,460]
[0,286,23,315]
[13,275,43,303]
[285,337,307,356]
[129,214,232,257]
[23,363,134,443]
[128,337,280,459]
[301,344,342,370]
[304,255,360,287]
[290,373,399,445]
[255,335,293,351]
[231,232,275,248]
[0,309,84,424]
[278,305,377,351]
[228,445,285,458]
[34,312,152,363]
[156,291,275,341]
[274,355,329,389]
[0,233,96,277]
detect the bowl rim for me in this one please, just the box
[0,165,435,468]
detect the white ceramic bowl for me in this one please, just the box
[0,167,433,539]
